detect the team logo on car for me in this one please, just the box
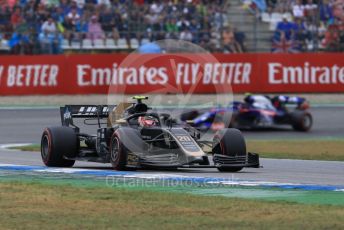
[64,108,72,120]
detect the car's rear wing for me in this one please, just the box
[60,105,114,127]
[274,96,310,110]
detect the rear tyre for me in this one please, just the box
[41,127,76,167]
[213,128,246,172]
[228,112,239,128]
[291,111,313,132]
[109,132,129,171]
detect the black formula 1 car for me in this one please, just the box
[41,96,259,172]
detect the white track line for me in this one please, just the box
[0,143,32,151]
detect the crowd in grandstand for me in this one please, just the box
[0,0,247,54]
[0,0,343,54]
[254,0,344,52]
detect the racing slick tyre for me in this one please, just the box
[228,112,239,128]
[180,110,199,121]
[291,110,313,132]
[109,132,131,171]
[41,127,76,167]
[212,128,246,172]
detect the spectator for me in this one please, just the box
[41,17,57,36]
[118,16,131,48]
[304,18,320,37]
[66,1,83,16]
[319,0,334,23]
[8,32,22,54]
[200,28,212,44]
[64,7,83,45]
[258,0,344,52]
[41,0,60,7]
[0,0,233,53]
[274,0,293,13]
[36,3,50,24]
[9,31,32,54]
[135,0,144,5]
[252,0,267,12]
[150,2,164,15]
[7,0,17,9]
[145,27,154,42]
[52,31,63,54]
[145,9,160,26]
[214,8,229,30]
[292,18,307,51]
[67,8,81,27]
[304,0,317,19]
[189,18,201,43]
[97,0,111,7]
[0,7,11,39]
[38,29,54,53]
[272,31,299,53]
[155,31,165,41]
[74,0,85,8]
[339,25,344,51]
[234,27,246,52]
[165,18,179,39]
[292,0,305,19]
[177,17,190,31]
[87,15,105,45]
[276,16,295,39]
[179,28,193,42]
[11,8,23,29]
[333,0,344,22]
[99,7,119,45]
[322,24,340,51]
[266,0,277,8]
[222,28,242,53]
[51,7,66,25]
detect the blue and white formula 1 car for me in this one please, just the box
[181,95,313,132]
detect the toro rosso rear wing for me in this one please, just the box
[60,105,114,127]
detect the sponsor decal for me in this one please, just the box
[63,107,72,120]
[172,129,200,152]
[268,62,344,85]
[1,53,344,95]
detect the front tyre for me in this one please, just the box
[228,112,239,129]
[213,128,246,172]
[41,127,76,167]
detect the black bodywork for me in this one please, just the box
[43,99,260,171]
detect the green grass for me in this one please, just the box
[0,181,343,230]
[9,144,41,152]
[247,139,344,161]
[12,139,344,161]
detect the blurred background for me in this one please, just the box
[0,0,343,55]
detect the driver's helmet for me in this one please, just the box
[244,93,254,104]
[138,115,158,127]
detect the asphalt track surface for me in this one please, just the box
[0,107,343,186]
